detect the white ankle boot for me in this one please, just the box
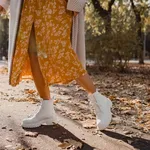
[22,99,57,128]
[88,90,112,130]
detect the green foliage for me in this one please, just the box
[85,0,150,70]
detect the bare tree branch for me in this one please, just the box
[130,0,144,64]
[91,0,108,19]
[91,0,116,33]
[108,0,115,12]
[130,0,139,16]
[130,0,141,23]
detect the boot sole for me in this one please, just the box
[22,118,57,128]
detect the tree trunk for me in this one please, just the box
[92,0,115,33]
[130,0,144,64]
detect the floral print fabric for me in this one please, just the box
[10,0,86,86]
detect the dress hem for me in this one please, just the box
[9,70,87,87]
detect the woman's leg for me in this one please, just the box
[76,73,96,94]
[76,72,112,130]
[28,25,50,100]
[22,26,56,128]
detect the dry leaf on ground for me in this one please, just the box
[24,132,38,137]
[81,120,96,129]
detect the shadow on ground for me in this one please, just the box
[102,130,150,150]
[24,124,99,150]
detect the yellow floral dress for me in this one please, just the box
[10,0,86,86]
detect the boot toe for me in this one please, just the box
[22,117,41,128]
[97,117,112,130]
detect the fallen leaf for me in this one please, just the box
[81,120,96,129]
[64,139,83,149]
[121,110,137,115]
[123,131,133,135]
[24,89,36,95]
[24,132,38,137]
[109,95,117,101]
[54,99,62,104]
[58,142,71,149]
[0,67,8,74]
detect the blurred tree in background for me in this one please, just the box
[0,13,9,60]
[85,0,150,71]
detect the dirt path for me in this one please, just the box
[0,63,150,150]
[0,101,134,150]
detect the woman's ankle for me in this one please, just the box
[87,88,97,95]
[40,97,51,100]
